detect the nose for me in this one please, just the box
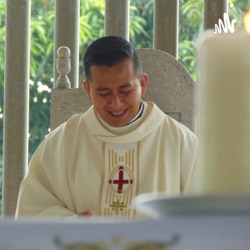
[110,94,123,110]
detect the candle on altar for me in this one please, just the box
[190,12,250,194]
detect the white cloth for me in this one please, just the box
[16,101,198,219]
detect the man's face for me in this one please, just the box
[84,59,148,127]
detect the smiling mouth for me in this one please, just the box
[109,109,127,116]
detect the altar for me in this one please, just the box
[0,214,249,250]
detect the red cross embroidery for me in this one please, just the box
[109,166,133,193]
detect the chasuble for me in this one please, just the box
[16,101,198,219]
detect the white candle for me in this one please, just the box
[191,28,250,194]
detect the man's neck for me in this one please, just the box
[127,102,144,125]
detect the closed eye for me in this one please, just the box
[120,91,130,95]
[99,92,110,97]
[96,88,111,96]
[119,83,133,95]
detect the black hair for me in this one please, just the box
[83,36,142,81]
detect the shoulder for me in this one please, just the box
[145,101,197,143]
[162,114,198,145]
[149,101,197,137]
[166,115,195,133]
[44,113,84,144]
[50,113,83,135]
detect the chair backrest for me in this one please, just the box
[138,48,196,132]
[50,47,196,132]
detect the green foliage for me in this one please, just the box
[178,0,203,80]
[229,0,250,28]
[29,4,55,156]
[80,0,105,40]
[130,0,154,48]
[180,0,203,42]
[79,0,105,82]
[178,0,249,80]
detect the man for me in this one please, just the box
[16,36,198,219]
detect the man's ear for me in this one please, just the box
[83,81,92,101]
[140,73,148,97]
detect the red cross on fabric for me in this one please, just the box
[109,166,133,193]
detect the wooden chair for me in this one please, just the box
[50,47,196,132]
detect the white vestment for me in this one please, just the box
[16,101,198,219]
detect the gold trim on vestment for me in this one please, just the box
[100,141,139,219]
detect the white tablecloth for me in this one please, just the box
[0,215,249,249]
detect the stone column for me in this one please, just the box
[153,0,179,58]
[204,0,228,30]
[105,0,129,40]
[3,0,30,216]
[54,0,80,88]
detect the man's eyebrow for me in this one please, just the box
[96,87,109,91]
[96,83,132,91]
[119,83,132,89]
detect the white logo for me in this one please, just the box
[214,12,237,34]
